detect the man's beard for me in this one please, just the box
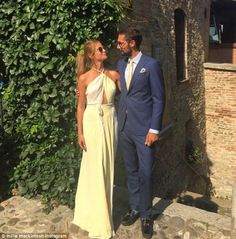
[121,48,132,58]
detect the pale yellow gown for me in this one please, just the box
[72,71,117,239]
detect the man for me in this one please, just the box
[116,28,165,239]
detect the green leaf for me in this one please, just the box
[49,88,57,98]
[37,15,46,22]
[29,22,35,29]
[42,62,54,73]
[30,125,38,134]
[42,184,50,190]
[42,94,49,102]
[3,7,15,15]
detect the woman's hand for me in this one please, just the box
[78,134,87,151]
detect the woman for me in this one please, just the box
[72,40,120,239]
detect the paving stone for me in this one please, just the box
[168,216,185,229]
[69,223,80,234]
[211,231,231,239]
[183,231,191,239]
[222,229,232,237]
[155,230,168,239]
[29,220,38,226]
[52,216,63,223]
[1,226,9,232]
[0,223,5,228]
[7,218,20,226]
[184,226,199,238]
[186,219,208,233]
[173,236,182,239]
[49,224,56,232]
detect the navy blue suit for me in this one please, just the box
[117,54,165,218]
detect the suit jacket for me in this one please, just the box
[117,54,165,135]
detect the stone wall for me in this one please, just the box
[113,0,213,198]
[204,63,236,198]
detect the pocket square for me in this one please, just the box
[140,68,146,73]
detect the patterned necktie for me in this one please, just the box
[126,59,134,90]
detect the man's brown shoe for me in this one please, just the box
[121,210,140,226]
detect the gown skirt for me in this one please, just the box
[73,104,117,239]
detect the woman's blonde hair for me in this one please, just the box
[76,39,100,77]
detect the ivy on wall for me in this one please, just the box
[0,0,124,209]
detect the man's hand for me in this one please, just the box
[145,132,160,147]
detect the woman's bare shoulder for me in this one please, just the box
[78,71,92,84]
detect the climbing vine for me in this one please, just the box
[0,0,124,209]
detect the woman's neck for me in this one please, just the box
[92,63,104,73]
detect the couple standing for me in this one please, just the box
[72,28,165,239]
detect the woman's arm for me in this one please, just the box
[77,76,87,151]
[116,76,121,92]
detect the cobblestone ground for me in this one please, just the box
[0,186,234,239]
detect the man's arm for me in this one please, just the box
[149,59,165,131]
[145,59,165,146]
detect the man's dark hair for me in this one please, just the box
[118,28,143,50]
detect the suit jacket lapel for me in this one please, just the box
[121,59,128,93]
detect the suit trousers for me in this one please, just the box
[120,122,154,219]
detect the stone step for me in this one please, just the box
[69,186,232,239]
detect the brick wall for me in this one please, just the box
[208,43,236,64]
[204,63,236,198]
